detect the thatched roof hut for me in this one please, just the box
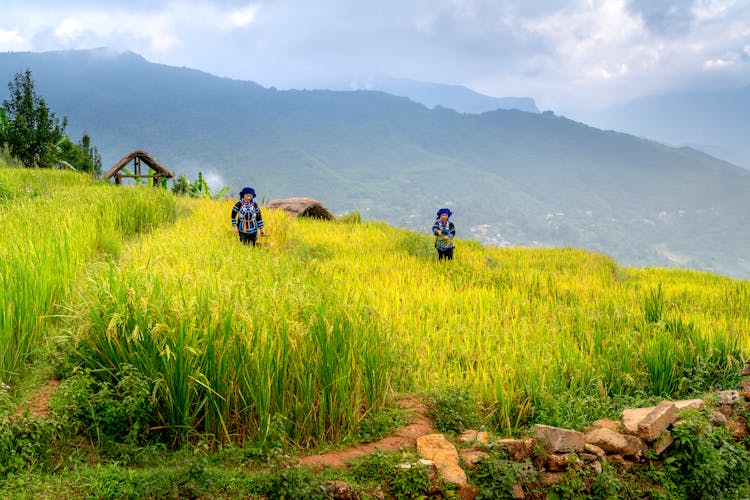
[103,150,174,186]
[265,198,335,220]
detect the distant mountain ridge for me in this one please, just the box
[1,48,749,279]
[581,85,750,170]
[327,75,540,114]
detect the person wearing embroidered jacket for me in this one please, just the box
[231,186,266,246]
[432,208,455,260]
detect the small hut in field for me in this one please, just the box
[103,150,174,187]
[265,198,335,220]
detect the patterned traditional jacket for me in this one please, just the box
[432,220,455,250]
[231,199,265,234]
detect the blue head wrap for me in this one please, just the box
[436,208,452,218]
[239,186,256,198]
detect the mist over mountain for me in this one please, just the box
[1,48,749,279]
[320,75,540,114]
[581,85,750,171]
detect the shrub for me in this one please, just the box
[470,450,538,499]
[662,409,750,498]
[428,386,483,434]
[50,364,155,446]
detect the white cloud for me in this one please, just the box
[704,57,733,68]
[0,0,748,113]
[0,29,25,48]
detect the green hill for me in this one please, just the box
[1,49,749,280]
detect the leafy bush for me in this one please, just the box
[50,364,155,445]
[0,413,62,477]
[470,450,538,499]
[428,386,482,434]
[356,407,410,443]
[662,410,750,498]
[352,450,444,499]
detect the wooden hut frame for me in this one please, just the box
[103,150,174,186]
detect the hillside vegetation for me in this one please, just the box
[2,49,750,279]
[1,167,749,498]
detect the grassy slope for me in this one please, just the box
[1,167,749,497]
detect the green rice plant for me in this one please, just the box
[643,327,680,396]
[4,169,746,447]
[0,168,175,385]
[644,284,665,324]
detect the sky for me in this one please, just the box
[1,0,749,115]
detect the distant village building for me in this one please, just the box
[103,150,174,187]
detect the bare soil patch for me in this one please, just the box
[299,395,434,469]
[12,379,61,419]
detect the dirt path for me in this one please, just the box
[12,379,61,419]
[299,396,434,469]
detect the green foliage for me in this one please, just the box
[660,410,750,498]
[171,171,229,198]
[55,132,103,176]
[470,449,538,499]
[644,284,665,324]
[256,466,328,500]
[339,211,361,224]
[352,450,440,499]
[50,365,156,446]
[356,407,411,443]
[428,386,483,434]
[0,413,62,477]
[1,69,67,168]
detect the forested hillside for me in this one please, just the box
[1,49,749,278]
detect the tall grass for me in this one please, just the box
[0,168,176,384]
[4,169,747,444]
[69,200,394,447]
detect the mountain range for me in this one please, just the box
[1,48,748,279]
[580,86,750,171]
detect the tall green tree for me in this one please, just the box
[1,69,67,168]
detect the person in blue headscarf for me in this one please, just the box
[231,186,266,245]
[432,208,455,260]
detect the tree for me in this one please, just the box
[56,132,103,177]
[171,172,230,199]
[1,69,67,168]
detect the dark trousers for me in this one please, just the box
[438,247,454,260]
[239,231,258,246]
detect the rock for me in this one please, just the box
[495,438,534,462]
[460,449,489,466]
[325,480,354,500]
[622,401,676,441]
[458,430,491,445]
[585,428,629,453]
[621,407,652,435]
[584,443,606,460]
[546,453,569,472]
[586,460,603,474]
[651,431,674,456]
[673,399,705,411]
[459,484,482,500]
[585,428,645,458]
[717,390,740,405]
[533,424,584,453]
[540,472,566,485]
[710,410,729,426]
[583,418,621,433]
[416,434,467,486]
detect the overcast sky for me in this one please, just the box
[1,0,749,114]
